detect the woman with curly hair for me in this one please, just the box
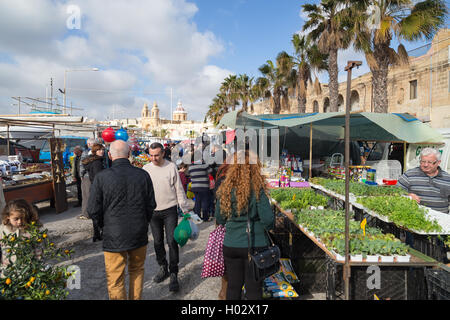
[215,150,274,300]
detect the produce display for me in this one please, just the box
[269,188,328,211]
[131,153,151,168]
[293,209,410,260]
[309,177,407,197]
[270,188,412,261]
[357,196,443,233]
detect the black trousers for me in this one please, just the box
[150,206,179,274]
[75,178,82,205]
[223,246,264,300]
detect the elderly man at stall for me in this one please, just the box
[397,148,450,214]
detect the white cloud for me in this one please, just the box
[0,0,228,121]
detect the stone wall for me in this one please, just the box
[252,29,450,128]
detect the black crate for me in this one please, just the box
[425,268,450,300]
[326,257,428,300]
[271,210,328,294]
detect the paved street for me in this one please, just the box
[37,194,324,300]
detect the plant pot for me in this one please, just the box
[395,254,411,263]
[333,251,345,262]
[365,255,379,263]
[350,254,363,262]
[380,255,394,263]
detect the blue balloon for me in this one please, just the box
[115,128,129,141]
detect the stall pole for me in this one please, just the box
[6,124,10,156]
[344,60,362,300]
[403,141,407,173]
[309,123,313,179]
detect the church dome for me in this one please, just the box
[174,101,187,113]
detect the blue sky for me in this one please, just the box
[193,0,305,79]
[0,0,446,121]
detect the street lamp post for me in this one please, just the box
[343,60,362,301]
[63,67,99,114]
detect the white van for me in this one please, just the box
[365,128,450,174]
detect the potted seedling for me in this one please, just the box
[350,239,363,262]
[392,242,411,263]
[379,241,394,263]
[365,240,380,263]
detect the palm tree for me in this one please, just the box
[204,93,228,125]
[292,33,328,113]
[302,0,352,112]
[236,74,253,112]
[220,75,239,111]
[258,51,294,114]
[344,0,447,112]
[250,77,271,114]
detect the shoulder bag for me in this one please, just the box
[246,212,280,282]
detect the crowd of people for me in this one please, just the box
[0,134,448,300]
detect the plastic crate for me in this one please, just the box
[425,268,450,300]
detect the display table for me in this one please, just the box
[4,180,54,206]
[271,201,439,300]
[309,183,450,263]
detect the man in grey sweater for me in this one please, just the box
[143,142,191,292]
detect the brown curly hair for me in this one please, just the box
[1,199,40,228]
[216,150,267,219]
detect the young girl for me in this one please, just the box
[0,199,40,266]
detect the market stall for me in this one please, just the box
[268,187,440,299]
[218,111,447,299]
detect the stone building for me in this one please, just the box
[139,101,210,140]
[252,29,450,128]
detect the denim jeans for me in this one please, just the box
[150,206,179,274]
[193,190,212,221]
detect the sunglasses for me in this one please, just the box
[420,160,438,165]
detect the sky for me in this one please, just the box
[0,0,446,122]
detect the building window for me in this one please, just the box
[410,80,417,100]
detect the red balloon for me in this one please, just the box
[102,127,116,143]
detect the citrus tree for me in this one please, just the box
[0,223,74,300]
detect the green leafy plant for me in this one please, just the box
[357,196,443,233]
[292,209,409,257]
[0,223,74,300]
[309,177,407,197]
[270,188,329,210]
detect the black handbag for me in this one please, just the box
[246,212,280,282]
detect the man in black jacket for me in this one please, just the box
[87,140,156,300]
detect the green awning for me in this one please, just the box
[217,111,443,144]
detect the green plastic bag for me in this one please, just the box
[174,213,192,247]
